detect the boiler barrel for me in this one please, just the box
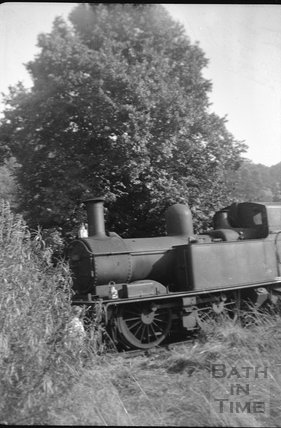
[68,200,194,293]
[69,234,189,293]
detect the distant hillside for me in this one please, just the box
[227,160,281,203]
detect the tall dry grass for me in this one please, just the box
[93,311,281,427]
[0,200,90,425]
[47,306,281,426]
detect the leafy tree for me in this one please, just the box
[0,4,246,237]
[226,160,281,203]
[0,157,18,208]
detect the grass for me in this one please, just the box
[0,200,93,424]
[93,314,281,427]
[46,311,281,426]
[2,198,281,426]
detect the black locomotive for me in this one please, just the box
[68,197,281,349]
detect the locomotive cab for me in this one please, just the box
[265,202,281,232]
[212,202,271,240]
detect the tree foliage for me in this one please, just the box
[0,158,18,207]
[226,161,281,203]
[0,4,246,236]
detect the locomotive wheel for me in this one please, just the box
[116,302,172,350]
[196,293,239,329]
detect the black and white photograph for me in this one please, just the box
[0,2,281,426]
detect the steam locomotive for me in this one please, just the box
[68,197,281,349]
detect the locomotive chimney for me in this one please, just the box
[83,197,106,238]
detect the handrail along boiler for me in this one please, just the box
[68,197,281,349]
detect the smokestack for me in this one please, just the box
[83,197,106,238]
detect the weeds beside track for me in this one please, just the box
[0,201,94,425]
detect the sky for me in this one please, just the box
[0,3,280,167]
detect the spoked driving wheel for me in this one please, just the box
[196,292,239,330]
[116,302,172,350]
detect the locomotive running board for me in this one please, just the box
[72,278,281,306]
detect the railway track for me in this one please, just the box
[105,336,197,360]
[122,339,196,359]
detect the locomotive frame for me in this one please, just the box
[68,197,281,350]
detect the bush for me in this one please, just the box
[0,200,87,425]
